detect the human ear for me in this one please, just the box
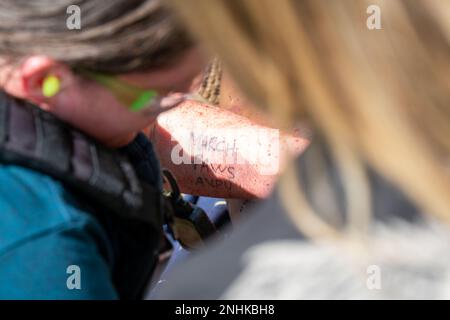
[19,56,73,106]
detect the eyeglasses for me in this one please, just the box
[78,69,159,112]
[78,69,208,113]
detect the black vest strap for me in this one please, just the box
[0,91,162,229]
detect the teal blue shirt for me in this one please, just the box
[0,164,117,299]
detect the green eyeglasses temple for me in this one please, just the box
[78,70,158,112]
[129,90,158,112]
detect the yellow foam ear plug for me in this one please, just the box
[42,75,61,98]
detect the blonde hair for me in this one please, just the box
[170,0,450,239]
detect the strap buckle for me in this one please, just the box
[162,169,217,250]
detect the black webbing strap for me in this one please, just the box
[0,91,162,228]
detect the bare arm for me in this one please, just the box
[148,101,310,199]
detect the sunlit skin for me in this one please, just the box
[150,71,311,200]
